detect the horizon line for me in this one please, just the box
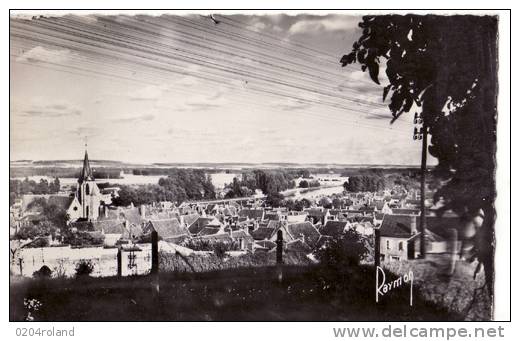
[10,159,425,168]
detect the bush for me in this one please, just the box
[181,239,239,253]
[213,242,228,259]
[53,259,68,278]
[33,265,52,279]
[62,230,104,246]
[75,259,94,277]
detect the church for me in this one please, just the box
[66,149,102,222]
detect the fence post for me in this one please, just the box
[276,230,284,264]
[276,230,283,283]
[18,258,23,276]
[374,228,381,268]
[150,230,160,296]
[151,230,159,274]
[117,246,122,277]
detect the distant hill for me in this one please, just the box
[10,159,424,170]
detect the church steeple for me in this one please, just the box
[78,149,94,183]
[75,146,101,221]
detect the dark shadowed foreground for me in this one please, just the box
[10,265,461,321]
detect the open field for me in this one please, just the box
[10,265,460,321]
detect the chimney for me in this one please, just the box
[140,204,146,220]
[410,215,417,235]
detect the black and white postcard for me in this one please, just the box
[8,7,511,330]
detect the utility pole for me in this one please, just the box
[419,124,427,258]
[413,113,427,259]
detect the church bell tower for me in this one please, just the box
[76,148,100,221]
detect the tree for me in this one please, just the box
[299,180,309,188]
[300,169,311,178]
[15,224,45,240]
[342,15,497,292]
[300,198,312,209]
[344,175,385,192]
[314,230,371,269]
[319,197,333,209]
[50,177,61,193]
[265,191,285,208]
[332,198,343,209]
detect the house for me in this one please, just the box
[273,221,321,250]
[254,239,276,251]
[230,230,254,251]
[304,208,330,225]
[329,209,348,221]
[251,227,276,241]
[379,214,420,262]
[196,229,254,251]
[99,187,120,205]
[286,211,308,223]
[121,220,144,241]
[264,211,281,221]
[238,208,265,221]
[145,218,189,242]
[319,220,348,237]
[374,200,392,214]
[179,213,200,229]
[221,206,238,217]
[187,216,221,235]
[285,239,312,254]
[351,221,374,236]
[20,194,82,223]
[89,219,123,246]
[112,206,145,227]
[198,225,223,236]
[373,212,385,227]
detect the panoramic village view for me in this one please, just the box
[9,13,497,321]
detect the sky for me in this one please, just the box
[10,12,425,165]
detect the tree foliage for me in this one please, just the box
[265,191,285,208]
[285,198,312,211]
[343,175,386,192]
[225,170,296,198]
[14,197,68,240]
[314,230,371,270]
[299,179,320,189]
[9,177,61,205]
[342,15,497,292]
[112,169,216,206]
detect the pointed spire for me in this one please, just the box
[78,148,94,183]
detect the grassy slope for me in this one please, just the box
[10,265,460,321]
